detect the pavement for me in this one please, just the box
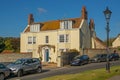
[42,62,58,69]
[3,62,120,80]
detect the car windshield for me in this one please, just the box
[74,55,81,59]
[74,55,87,60]
[13,59,25,64]
[0,64,6,69]
[93,54,101,58]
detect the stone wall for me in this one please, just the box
[0,53,32,62]
[82,48,120,58]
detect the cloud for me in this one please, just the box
[37,8,47,14]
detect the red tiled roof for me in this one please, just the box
[24,18,82,32]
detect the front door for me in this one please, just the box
[44,49,49,62]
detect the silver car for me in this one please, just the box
[0,63,10,80]
[7,58,42,77]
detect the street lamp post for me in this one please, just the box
[103,7,112,73]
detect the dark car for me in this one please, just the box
[7,58,42,77]
[108,53,120,61]
[90,54,107,63]
[70,55,89,66]
[0,63,10,80]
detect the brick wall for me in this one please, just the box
[0,53,32,62]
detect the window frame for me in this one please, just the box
[60,20,72,30]
[28,36,36,44]
[59,35,64,43]
[59,34,69,43]
[45,36,49,43]
[28,36,32,44]
[33,37,36,44]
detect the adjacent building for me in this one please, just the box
[112,34,120,48]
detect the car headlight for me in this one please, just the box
[10,67,17,71]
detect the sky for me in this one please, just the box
[0,0,120,40]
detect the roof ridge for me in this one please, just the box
[34,17,80,24]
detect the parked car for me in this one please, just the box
[108,53,120,61]
[0,63,10,80]
[90,54,107,63]
[7,58,42,77]
[70,55,89,66]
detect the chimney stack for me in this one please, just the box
[89,19,95,30]
[28,14,34,25]
[81,6,88,20]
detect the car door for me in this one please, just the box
[23,59,33,71]
[31,58,39,70]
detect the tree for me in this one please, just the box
[0,37,5,53]
[11,37,20,52]
[4,37,13,50]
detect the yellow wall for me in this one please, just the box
[21,29,80,63]
[112,36,120,47]
[20,20,90,63]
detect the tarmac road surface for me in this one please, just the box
[6,60,120,80]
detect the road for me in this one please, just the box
[7,61,120,80]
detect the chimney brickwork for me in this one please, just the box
[28,14,34,25]
[81,6,88,20]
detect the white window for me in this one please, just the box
[45,36,49,43]
[28,37,32,44]
[28,36,36,44]
[30,24,40,32]
[59,34,69,43]
[59,35,64,42]
[27,49,32,52]
[33,37,36,44]
[64,21,68,29]
[59,48,69,52]
[59,49,64,52]
[60,20,72,29]
[66,34,69,42]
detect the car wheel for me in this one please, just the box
[79,63,82,66]
[17,70,23,77]
[37,67,42,73]
[88,60,91,64]
[0,73,5,80]
[112,58,115,61]
[97,60,101,63]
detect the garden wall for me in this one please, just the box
[0,53,32,62]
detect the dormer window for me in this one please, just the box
[60,20,72,29]
[30,24,40,32]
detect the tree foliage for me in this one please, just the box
[4,37,13,50]
[0,37,20,53]
[0,37,5,53]
[11,37,20,52]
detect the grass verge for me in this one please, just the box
[42,65,120,80]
